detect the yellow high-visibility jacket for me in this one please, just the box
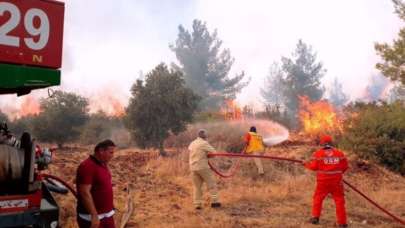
[244,132,265,154]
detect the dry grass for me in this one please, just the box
[47,147,157,228]
[128,144,405,228]
[165,119,288,150]
[47,121,405,228]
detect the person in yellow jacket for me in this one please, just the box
[244,126,265,175]
[188,129,221,210]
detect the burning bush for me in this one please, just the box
[340,101,405,175]
[298,96,343,136]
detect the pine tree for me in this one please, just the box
[375,0,405,85]
[282,40,325,117]
[261,40,325,127]
[170,19,248,110]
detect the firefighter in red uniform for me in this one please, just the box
[304,135,348,228]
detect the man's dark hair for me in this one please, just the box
[94,139,116,153]
[249,126,256,132]
[198,129,207,139]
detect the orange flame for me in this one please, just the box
[222,99,242,120]
[89,94,125,117]
[19,96,40,117]
[2,93,126,120]
[108,96,125,117]
[299,96,342,135]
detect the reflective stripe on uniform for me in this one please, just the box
[313,157,344,161]
[245,132,265,153]
[317,170,343,174]
[78,210,115,221]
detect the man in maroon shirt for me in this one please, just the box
[76,139,116,228]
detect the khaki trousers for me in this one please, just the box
[252,152,264,174]
[191,168,219,207]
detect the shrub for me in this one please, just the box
[340,101,405,175]
[80,112,122,145]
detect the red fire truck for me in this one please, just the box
[0,1,72,227]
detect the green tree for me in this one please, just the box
[170,19,248,110]
[375,0,405,85]
[282,40,325,117]
[80,111,121,145]
[261,40,325,127]
[328,77,349,107]
[125,63,200,155]
[388,84,405,102]
[33,91,89,148]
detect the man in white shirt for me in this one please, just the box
[188,129,221,210]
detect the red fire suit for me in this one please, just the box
[304,146,348,225]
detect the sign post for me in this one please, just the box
[0,0,65,95]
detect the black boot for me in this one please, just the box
[309,217,319,224]
[338,224,348,228]
[211,202,221,208]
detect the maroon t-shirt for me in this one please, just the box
[76,156,114,214]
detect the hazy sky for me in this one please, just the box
[1,0,403,114]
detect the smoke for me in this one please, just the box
[0,85,128,120]
[78,84,128,117]
[19,97,40,117]
[363,74,391,101]
[88,93,126,117]
[0,93,43,120]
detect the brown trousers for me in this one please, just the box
[191,168,219,207]
[252,151,264,174]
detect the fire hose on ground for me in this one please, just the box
[207,152,405,226]
[41,173,78,198]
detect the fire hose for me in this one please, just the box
[41,174,134,228]
[207,153,405,226]
[41,173,78,198]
